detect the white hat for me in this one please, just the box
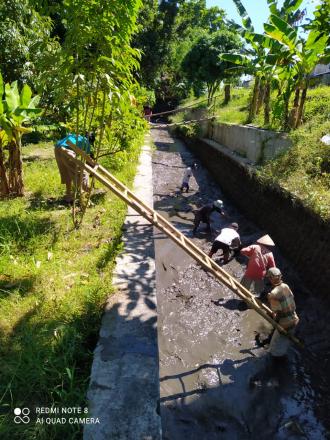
[213,200,223,210]
[256,234,275,247]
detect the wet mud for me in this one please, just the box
[151,126,330,440]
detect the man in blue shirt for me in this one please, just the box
[54,133,91,202]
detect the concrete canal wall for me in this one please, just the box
[185,136,330,297]
[186,110,291,163]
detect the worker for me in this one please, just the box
[193,200,226,235]
[267,267,299,359]
[240,234,276,297]
[144,105,152,122]
[208,223,241,263]
[85,131,96,147]
[180,166,193,192]
[54,133,91,203]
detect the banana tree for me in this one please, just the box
[264,14,328,129]
[0,73,42,196]
[227,0,310,124]
[227,0,281,123]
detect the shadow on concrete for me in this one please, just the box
[86,208,161,438]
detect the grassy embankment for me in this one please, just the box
[172,85,330,220]
[0,137,143,439]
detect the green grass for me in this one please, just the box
[0,137,143,439]
[170,88,250,127]
[173,84,330,220]
[258,85,330,220]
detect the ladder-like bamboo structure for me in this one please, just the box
[65,142,302,348]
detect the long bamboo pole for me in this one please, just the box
[65,142,303,348]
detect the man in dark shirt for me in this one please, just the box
[192,200,225,234]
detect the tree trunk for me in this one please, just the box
[295,86,307,128]
[224,84,231,104]
[263,81,271,126]
[289,87,300,129]
[282,85,292,131]
[207,83,213,106]
[248,76,260,123]
[8,135,24,196]
[0,144,9,196]
[256,82,265,114]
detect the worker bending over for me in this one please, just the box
[54,133,92,203]
[208,223,241,263]
[193,200,226,235]
[240,234,276,297]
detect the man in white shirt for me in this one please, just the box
[208,223,241,263]
[180,167,192,192]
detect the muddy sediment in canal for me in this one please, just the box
[152,126,330,440]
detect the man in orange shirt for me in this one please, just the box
[240,234,276,297]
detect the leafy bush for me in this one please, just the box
[175,122,201,139]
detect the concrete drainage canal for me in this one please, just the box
[151,126,329,440]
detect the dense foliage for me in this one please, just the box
[133,0,228,104]
[0,0,149,206]
[221,0,329,129]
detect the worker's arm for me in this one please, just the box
[267,254,276,269]
[267,292,280,320]
[240,245,255,257]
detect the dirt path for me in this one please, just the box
[152,126,328,440]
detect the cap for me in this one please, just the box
[267,267,282,278]
[213,200,224,210]
[230,222,239,230]
[256,234,275,247]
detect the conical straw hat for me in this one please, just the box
[256,234,275,247]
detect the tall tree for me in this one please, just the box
[133,0,226,103]
[182,29,241,104]
[0,0,57,86]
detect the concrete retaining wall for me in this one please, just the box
[209,122,291,163]
[183,109,291,162]
[185,137,330,297]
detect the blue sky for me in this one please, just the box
[206,0,320,33]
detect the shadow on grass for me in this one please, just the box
[27,189,107,212]
[0,215,161,439]
[0,298,99,439]
[0,276,36,298]
[0,214,58,253]
[23,156,54,163]
[96,233,123,270]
